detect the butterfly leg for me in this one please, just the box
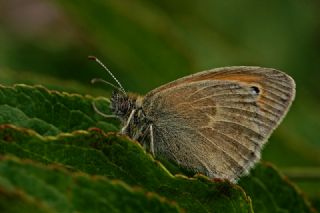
[121,109,136,134]
[131,124,149,150]
[149,124,155,156]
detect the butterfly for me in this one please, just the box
[90,56,295,182]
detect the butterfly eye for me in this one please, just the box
[250,86,260,95]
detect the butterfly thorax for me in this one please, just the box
[110,90,151,144]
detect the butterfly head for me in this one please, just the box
[110,90,136,120]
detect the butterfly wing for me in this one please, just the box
[142,66,295,182]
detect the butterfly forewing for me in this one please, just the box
[142,66,295,181]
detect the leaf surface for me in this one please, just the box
[0,156,181,213]
[0,84,117,136]
[0,125,252,213]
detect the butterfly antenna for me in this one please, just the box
[92,100,117,119]
[91,78,126,95]
[88,56,126,95]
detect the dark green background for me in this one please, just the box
[1,0,319,207]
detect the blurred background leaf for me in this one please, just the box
[0,0,319,208]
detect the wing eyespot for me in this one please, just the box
[250,86,260,95]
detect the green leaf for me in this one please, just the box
[0,84,315,212]
[0,125,252,212]
[0,156,181,213]
[0,84,117,136]
[239,163,314,213]
[159,156,315,213]
[0,187,54,213]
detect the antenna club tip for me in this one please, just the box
[88,56,97,61]
[91,78,98,84]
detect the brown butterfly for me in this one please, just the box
[90,56,295,182]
